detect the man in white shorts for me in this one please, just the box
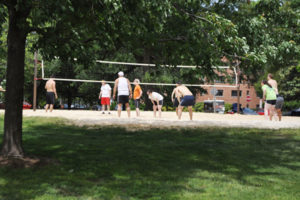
[113,71,132,117]
[99,80,111,114]
[147,89,163,118]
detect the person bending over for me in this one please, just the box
[147,89,163,118]
[175,82,195,120]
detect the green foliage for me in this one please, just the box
[225,103,233,113]
[278,64,300,101]
[194,102,204,112]
[282,100,300,111]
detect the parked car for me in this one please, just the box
[291,108,300,116]
[243,108,258,115]
[92,105,102,111]
[23,101,32,109]
[0,101,32,109]
[232,103,243,114]
[257,109,264,115]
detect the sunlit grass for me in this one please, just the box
[0,115,300,200]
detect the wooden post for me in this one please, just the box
[33,51,38,111]
[237,81,240,114]
[236,66,241,114]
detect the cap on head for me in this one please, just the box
[118,71,124,77]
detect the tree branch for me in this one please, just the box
[172,3,213,25]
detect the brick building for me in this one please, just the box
[196,83,261,109]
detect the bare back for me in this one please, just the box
[268,79,278,94]
[45,79,56,92]
[176,85,193,97]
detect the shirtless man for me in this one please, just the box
[175,82,195,120]
[45,75,58,112]
[268,73,284,121]
[113,71,132,118]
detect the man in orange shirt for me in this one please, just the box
[133,79,143,117]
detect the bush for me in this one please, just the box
[225,103,233,113]
[194,102,204,112]
[283,100,300,111]
[162,106,167,111]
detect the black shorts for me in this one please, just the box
[154,100,163,106]
[266,100,276,105]
[180,95,195,106]
[46,92,55,105]
[134,99,140,108]
[118,95,129,104]
[173,98,179,107]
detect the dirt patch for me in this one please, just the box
[0,156,59,168]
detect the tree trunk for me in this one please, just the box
[1,5,29,157]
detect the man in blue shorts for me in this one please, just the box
[175,82,195,120]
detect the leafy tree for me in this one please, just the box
[278,63,300,101]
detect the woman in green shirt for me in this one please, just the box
[261,80,277,121]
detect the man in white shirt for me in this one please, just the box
[113,71,132,117]
[99,80,111,114]
[147,89,163,118]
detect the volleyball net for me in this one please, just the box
[40,60,238,88]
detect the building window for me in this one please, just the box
[246,104,249,108]
[216,90,223,97]
[215,76,225,83]
[231,90,242,97]
[247,90,250,95]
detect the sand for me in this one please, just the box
[1,110,299,130]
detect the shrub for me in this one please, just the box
[194,102,204,112]
[283,100,300,111]
[225,103,233,113]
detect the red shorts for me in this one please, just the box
[101,97,110,105]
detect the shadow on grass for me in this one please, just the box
[0,117,300,199]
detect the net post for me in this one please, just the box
[33,51,38,111]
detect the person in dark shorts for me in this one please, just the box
[45,75,58,112]
[46,92,55,105]
[175,82,195,120]
[275,95,284,121]
[171,87,180,116]
[147,89,163,118]
[261,80,277,121]
[133,79,143,117]
[113,71,132,118]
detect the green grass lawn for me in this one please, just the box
[0,116,300,200]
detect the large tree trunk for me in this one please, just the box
[1,4,29,157]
